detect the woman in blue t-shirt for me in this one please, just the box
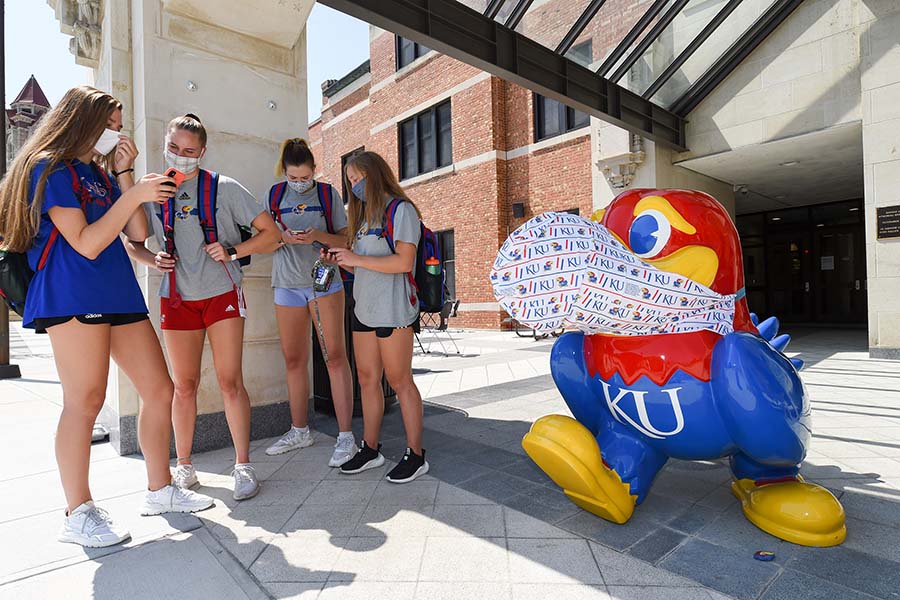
[0,86,213,549]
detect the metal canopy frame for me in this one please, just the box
[319,0,687,148]
[670,0,806,115]
[319,0,806,151]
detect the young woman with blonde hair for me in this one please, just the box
[262,138,356,466]
[325,151,429,483]
[0,86,213,548]
[126,114,280,500]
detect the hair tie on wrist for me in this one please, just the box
[113,168,135,177]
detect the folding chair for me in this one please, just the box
[422,300,461,354]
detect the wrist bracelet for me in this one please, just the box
[113,168,134,177]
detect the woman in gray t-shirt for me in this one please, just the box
[326,151,429,484]
[262,138,356,468]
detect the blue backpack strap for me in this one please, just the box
[383,198,419,302]
[197,169,219,245]
[317,182,335,234]
[268,182,289,231]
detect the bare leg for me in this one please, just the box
[275,304,311,428]
[206,317,251,465]
[311,290,353,432]
[379,328,423,454]
[110,320,174,491]
[353,330,384,449]
[48,320,111,512]
[163,329,205,464]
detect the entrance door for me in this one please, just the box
[766,232,812,322]
[813,226,867,323]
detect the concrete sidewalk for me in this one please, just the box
[1,324,898,600]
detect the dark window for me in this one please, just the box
[437,229,456,300]
[396,36,431,70]
[565,208,580,216]
[399,100,453,180]
[534,94,591,142]
[566,40,593,68]
[340,146,365,203]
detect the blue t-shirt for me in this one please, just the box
[23,160,148,328]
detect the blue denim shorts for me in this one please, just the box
[274,280,343,307]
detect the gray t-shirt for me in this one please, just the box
[271,182,348,289]
[146,174,264,300]
[352,200,421,328]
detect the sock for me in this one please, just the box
[338,431,354,440]
[293,425,309,433]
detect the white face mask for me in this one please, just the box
[93,128,120,156]
[288,179,315,194]
[492,212,741,337]
[164,148,201,174]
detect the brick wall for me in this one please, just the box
[309,27,604,329]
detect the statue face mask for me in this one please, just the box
[491,212,741,337]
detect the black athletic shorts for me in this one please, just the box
[351,312,421,338]
[34,312,149,334]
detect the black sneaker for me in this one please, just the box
[340,441,385,474]
[386,448,429,484]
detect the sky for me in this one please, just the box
[4,1,370,124]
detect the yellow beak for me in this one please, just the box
[646,245,719,288]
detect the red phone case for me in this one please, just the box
[165,168,186,188]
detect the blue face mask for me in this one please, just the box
[352,178,367,203]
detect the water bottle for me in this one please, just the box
[311,259,336,292]
[425,256,441,276]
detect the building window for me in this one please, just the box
[534,94,590,142]
[399,100,452,180]
[566,40,593,68]
[340,147,365,203]
[565,208,580,216]
[437,229,456,300]
[396,36,431,70]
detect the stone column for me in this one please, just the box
[860,1,900,359]
[50,0,314,453]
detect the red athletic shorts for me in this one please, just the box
[160,288,245,331]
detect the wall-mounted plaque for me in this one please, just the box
[877,205,900,240]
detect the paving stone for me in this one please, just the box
[261,583,325,599]
[839,489,900,528]
[559,509,663,551]
[353,504,435,537]
[368,480,438,507]
[760,571,878,600]
[457,471,533,504]
[435,481,501,505]
[659,539,780,600]
[419,537,509,582]
[429,504,506,537]
[512,583,611,599]
[508,538,603,584]
[251,533,349,583]
[329,536,427,582]
[842,516,900,562]
[627,527,688,563]
[504,507,579,539]
[416,582,513,600]
[426,457,493,486]
[201,502,298,567]
[605,587,724,600]
[694,507,799,565]
[787,543,900,599]
[304,480,379,506]
[318,582,417,599]
[589,542,699,587]
[279,503,367,537]
[668,507,722,535]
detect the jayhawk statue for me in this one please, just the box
[522,189,846,547]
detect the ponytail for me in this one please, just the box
[167,113,207,147]
[276,137,316,177]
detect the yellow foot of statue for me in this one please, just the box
[732,478,846,547]
[522,415,635,523]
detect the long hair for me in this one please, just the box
[0,86,121,252]
[275,137,315,177]
[344,151,421,245]
[166,113,207,147]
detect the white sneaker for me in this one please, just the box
[173,463,198,489]
[329,433,358,467]
[58,501,130,548]
[140,484,215,516]
[265,427,314,456]
[232,464,260,501]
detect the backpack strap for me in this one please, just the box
[37,162,85,271]
[197,169,219,245]
[268,182,289,231]
[382,198,419,305]
[317,182,335,234]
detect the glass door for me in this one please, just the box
[765,232,812,322]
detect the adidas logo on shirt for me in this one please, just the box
[225,305,236,312]
[179,192,190,201]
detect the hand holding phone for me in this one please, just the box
[164,168,187,188]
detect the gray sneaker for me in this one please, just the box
[232,464,260,501]
[265,427,314,456]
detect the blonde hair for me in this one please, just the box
[275,137,315,177]
[0,86,121,252]
[344,151,421,246]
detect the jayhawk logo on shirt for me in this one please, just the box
[175,205,198,221]
[292,203,309,215]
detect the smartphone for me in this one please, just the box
[312,240,329,252]
[164,168,186,188]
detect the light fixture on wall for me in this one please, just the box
[512,202,525,218]
[186,80,197,92]
[779,160,799,167]
[267,100,277,111]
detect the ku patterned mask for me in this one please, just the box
[288,179,315,194]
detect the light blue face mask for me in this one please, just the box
[352,178,367,203]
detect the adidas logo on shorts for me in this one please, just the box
[225,305,236,312]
